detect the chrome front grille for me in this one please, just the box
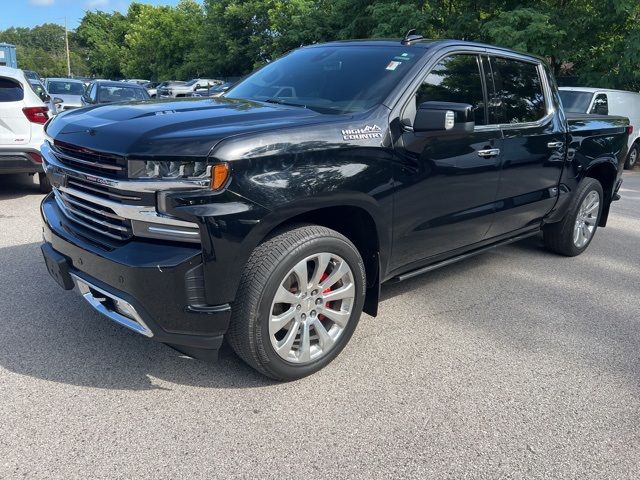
[66,177,142,203]
[51,141,127,176]
[54,187,133,241]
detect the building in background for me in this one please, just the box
[0,43,17,68]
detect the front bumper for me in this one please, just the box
[0,149,43,174]
[41,193,231,359]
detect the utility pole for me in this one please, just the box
[64,17,71,77]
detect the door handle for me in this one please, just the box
[477,148,500,157]
[547,141,564,149]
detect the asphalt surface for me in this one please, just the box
[1,170,639,479]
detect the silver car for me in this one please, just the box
[43,78,86,113]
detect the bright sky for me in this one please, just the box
[1,0,186,30]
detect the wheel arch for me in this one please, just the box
[242,198,389,317]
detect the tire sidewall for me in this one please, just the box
[254,234,366,380]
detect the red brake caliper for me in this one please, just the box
[318,272,332,321]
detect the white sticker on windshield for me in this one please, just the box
[386,61,401,71]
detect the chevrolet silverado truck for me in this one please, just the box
[40,36,629,380]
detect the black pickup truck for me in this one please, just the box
[40,37,629,380]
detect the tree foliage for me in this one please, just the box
[0,0,638,89]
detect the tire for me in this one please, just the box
[38,172,52,193]
[227,224,366,381]
[543,178,603,257]
[625,144,638,170]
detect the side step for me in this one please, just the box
[389,230,540,283]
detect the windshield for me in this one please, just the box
[185,79,198,86]
[226,45,421,114]
[98,85,150,103]
[48,81,85,96]
[559,90,594,113]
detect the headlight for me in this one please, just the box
[128,159,211,180]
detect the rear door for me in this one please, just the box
[0,75,30,145]
[484,56,566,238]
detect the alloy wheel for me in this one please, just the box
[573,190,600,248]
[269,253,355,364]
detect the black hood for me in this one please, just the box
[45,97,326,159]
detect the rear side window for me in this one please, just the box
[0,77,24,102]
[416,54,487,125]
[490,58,546,124]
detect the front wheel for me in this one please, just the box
[625,144,638,170]
[543,178,603,256]
[227,225,366,381]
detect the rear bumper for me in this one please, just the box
[0,149,43,174]
[40,193,231,358]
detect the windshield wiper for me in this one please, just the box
[263,98,307,109]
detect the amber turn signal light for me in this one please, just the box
[211,163,230,191]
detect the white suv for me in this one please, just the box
[0,66,51,191]
[158,78,221,98]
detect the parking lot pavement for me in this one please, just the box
[0,170,639,479]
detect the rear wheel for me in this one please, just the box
[227,225,366,381]
[625,144,638,170]
[38,172,52,193]
[543,178,603,256]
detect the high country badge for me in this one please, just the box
[342,125,383,141]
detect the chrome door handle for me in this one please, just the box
[547,141,564,149]
[477,148,500,157]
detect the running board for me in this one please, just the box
[389,230,540,283]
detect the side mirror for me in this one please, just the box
[591,99,608,115]
[53,97,63,105]
[413,101,475,133]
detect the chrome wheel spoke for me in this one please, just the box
[269,307,297,335]
[298,322,311,362]
[573,190,600,248]
[276,321,301,355]
[293,261,309,290]
[310,253,332,288]
[274,285,299,305]
[319,260,350,290]
[323,283,355,303]
[322,307,349,328]
[583,216,597,226]
[312,319,334,350]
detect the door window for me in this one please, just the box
[412,54,487,126]
[490,57,546,124]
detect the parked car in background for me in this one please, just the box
[44,78,85,114]
[0,66,51,192]
[155,80,186,97]
[81,80,150,105]
[22,69,41,83]
[40,39,629,380]
[124,79,150,86]
[143,81,160,98]
[559,87,640,169]
[159,78,221,98]
[189,81,234,98]
[27,78,57,114]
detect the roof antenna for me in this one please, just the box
[402,29,424,45]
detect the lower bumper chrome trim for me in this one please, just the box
[72,273,154,338]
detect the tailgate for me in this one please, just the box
[0,77,30,146]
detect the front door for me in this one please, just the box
[391,53,503,271]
